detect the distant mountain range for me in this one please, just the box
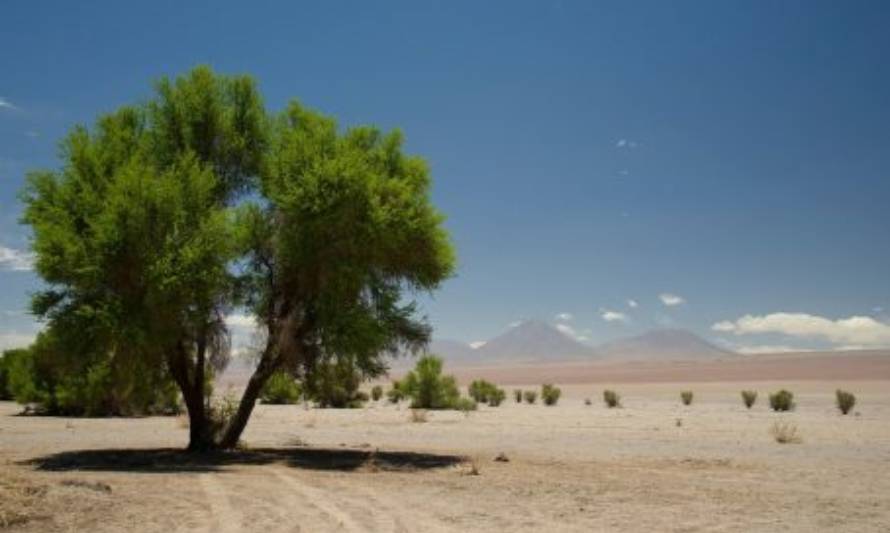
[425,319,734,365]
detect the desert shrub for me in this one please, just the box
[770,421,802,444]
[409,408,428,422]
[260,371,302,404]
[468,379,500,403]
[207,391,240,441]
[835,389,856,415]
[584,398,592,406]
[487,388,506,407]
[304,358,368,408]
[541,384,561,406]
[741,390,757,409]
[0,349,28,401]
[455,397,478,413]
[371,385,383,401]
[603,389,621,408]
[387,380,405,403]
[523,390,537,404]
[680,390,693,406]
[401,355,469,410]
[768,389,795,412]
[513,389,523,403]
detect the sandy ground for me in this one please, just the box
[2,379,890,532]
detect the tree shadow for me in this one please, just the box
[25,447,465,474]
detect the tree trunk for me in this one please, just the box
[217,354,276,449]
[167,343,214,452]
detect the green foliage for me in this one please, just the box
[454,397,478,413]
[680,390,694,406]
[769,389,795,412]
[260,372,302,404]
[468,379,504,405]
[741,390,758,409]
[603,389,621,408]
[835,389,856,415]
[371,385,383,401]
[513,389,522,403]
[387,380,405,403]
[400,355,468,410]
[304,358,367,408]
[1,349,29,401]
[487,388,506,407]
[541,384,561,406]
[523,390,537,404]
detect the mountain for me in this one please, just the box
[596,329,734,361]
[476,320,596,361]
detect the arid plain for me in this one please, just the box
[2,354,890,532]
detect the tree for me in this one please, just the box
[400,355,461,409]
[21,66,454,451]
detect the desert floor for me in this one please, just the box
[2,380,890,532]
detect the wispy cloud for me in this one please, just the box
[554,312,573,322]
[0,97,17,110]
[555,323,589,342]
[659,293,685,307]
[615,139,638,149]
[601,309,628,323]
[469,341,487,349]
[627,299,638,308]
[0,245,34,271]
[712,312,890,348]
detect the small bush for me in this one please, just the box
[455,397,478,413]
[770,421,802,444]
[541,384,561,406]
[835,389,856,415]
[584,398,592,406]
[370,385,383,402]
[769,389,795,412]
[603,389,621,408]
[387,380,405,403]
[680,390,693,406]
[409,409,428,423]
[487,388,506,407]
[513,389,522,403]
[259,372,302,404]
[741,390,757,409]
[523,390,537,404]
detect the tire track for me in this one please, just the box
[200,473,243,533]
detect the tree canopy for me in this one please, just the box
[20,66,455,450]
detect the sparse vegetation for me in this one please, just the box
[680,390,694,406]
[770,421,802,444]
[487,388,506,407]
[584,397,592,406]
[455,397,478,413]
[541,384,561,406]
[769,389,795,412]
[400,355,475,410]
[371,385,383,402]
[409,409,428,423]
[387,380,405,403]
[603,389,621,408]
[514,389,523,403]
[741,390,758,409]
[835,389,856,415]
[523,390,537,404]
[259,372,302,404]
[304,359,368,408]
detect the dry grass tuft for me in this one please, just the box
[410,409,428,423]
[0,471,48,528]
[770,421,802,444]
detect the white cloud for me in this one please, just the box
[601,310,628,323]
[0,331,36,351]
[0,245,34,271]
[627,299,638,308]
[469,341,487,349]
[711,312,890,348]
[554,312,573,322]
[555,323,589,342]
[735,344,808,355]
[0,97,16,110]
[659,293,685,307]
[616,139,638,149]
[508,320,523,329]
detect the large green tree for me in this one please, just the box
[22,66,455,450]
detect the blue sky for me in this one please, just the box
[2,1,890,354]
